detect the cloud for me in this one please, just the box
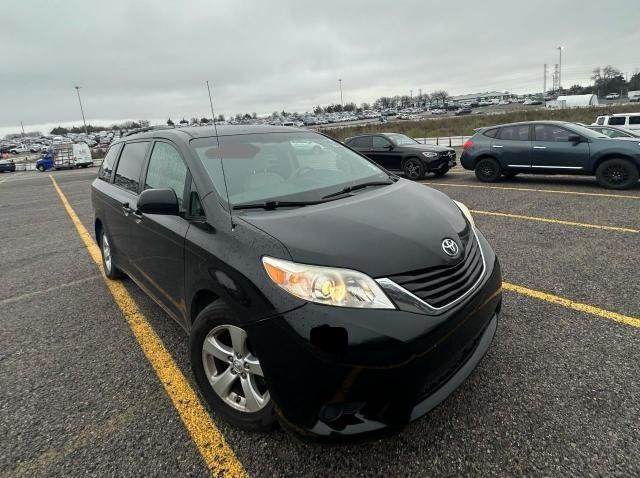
[1,0,639,135]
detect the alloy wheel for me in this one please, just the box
[102,233,112,273]
[479,164,495,179]
[202,325,269,413]
[405,160,420,179]
[603,164,629,185]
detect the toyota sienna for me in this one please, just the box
[91,125,502,441]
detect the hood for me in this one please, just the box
[237,180,471,278]
[401,143,454,153]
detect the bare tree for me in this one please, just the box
[430,90,449,105]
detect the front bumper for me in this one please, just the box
[424,153,456,172]
[247,233,502,442]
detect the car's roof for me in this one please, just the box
[347,132,401,139]
[479,120,572,130]
[116,124,309,143]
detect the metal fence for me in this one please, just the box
[413,136,472,147]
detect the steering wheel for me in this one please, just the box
[289,166,314,180]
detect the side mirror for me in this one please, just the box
[568,134,582,143]
[137,188,180,216]
[384,144,394,150]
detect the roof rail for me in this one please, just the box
[124,125,175,137]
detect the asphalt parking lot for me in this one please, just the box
[1,168,638,477]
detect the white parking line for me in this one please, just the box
[0,275,100,306]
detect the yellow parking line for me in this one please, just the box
[470,209,638,234]
[49,176,246,478]
[423,181,640,199]
[503,282,640,329]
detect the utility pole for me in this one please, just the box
[74,86,88,135]
[20,121,25,138]
[553,64,559,91]
[338,79,343,107]
[543,63,547,95]
[557,46,564,90]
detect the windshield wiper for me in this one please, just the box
[322,179,395,199]
[233,199,335,210]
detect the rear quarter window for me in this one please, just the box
[483,128,499,138]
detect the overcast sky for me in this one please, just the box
[2,0,639,136]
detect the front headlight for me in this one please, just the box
[262,257,395,309]
[422,151,438,158]
[454,200,475,228]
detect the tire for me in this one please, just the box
[403,158,425,180]
[596,158,639,189]
[595,158,639,190]
[37,164,45,172]
[99,226,124,279]
[475,157,502,182]
[190,303,277,432]
[433,166,449,177]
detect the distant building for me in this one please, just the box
[547,94,599,109]
[449,91,510,103]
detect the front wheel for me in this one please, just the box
[475,158,502,182]
[37,164,45,172]
[596,158,639,190]
[190,303,277,432]
[403,158,425,180]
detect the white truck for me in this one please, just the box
[629,91,640,103]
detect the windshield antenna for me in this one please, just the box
[206,80,234,230]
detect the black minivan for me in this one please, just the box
[91,125,502,441]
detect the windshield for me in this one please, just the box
[386,134,417,146]
[191,132,389,205]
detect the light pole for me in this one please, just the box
[338,78,343,108]
[74,86,88,135]
[557,46,564,91]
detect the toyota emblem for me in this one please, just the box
[441,238,459,257]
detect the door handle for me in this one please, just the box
[491,145,503,148]
[533,146,547,149]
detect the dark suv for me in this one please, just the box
[91,125,501,441]
[461,121,640,189]
[345,133,456,180]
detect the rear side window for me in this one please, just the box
[608,117,626,126]
[144,142,188,206]
[114,142,149,193]
[98,146,119,181]
[498,125,530,141]
[629,116,640,125]
[483,128,499,138]
[372,136,392,148]
[351,136,372,148]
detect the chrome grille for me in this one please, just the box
[386,233,484,309]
